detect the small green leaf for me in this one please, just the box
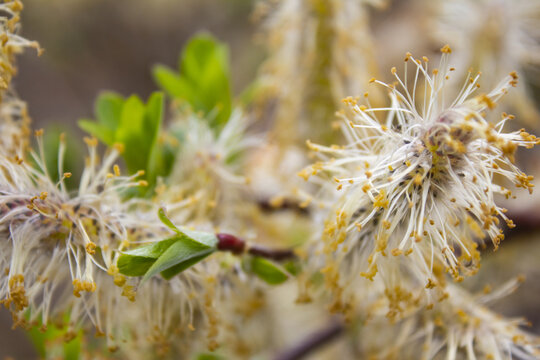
[158,208,180,233]
[95,91,124,129]
[79,91,172,196]
[153,32,232,130]
[116,95,147,174]
[283,260,302,276]
[78,120,115,145]
[117,256,155,277]
[117,237,178,276]
[152,65,192,100]
[142,234,216,282]
[145,92,166,186]
[160,252,212,280]
[179,227,219,248]
[118,211,218,280]
[121,237,178,259]
[26,312,81,360]
[78,92,124,146]
[248,257,289,285]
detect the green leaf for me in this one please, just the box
[79,91,171,197]
[26,312,81,360]
[117,211,218,280]
[116,95,147,174]
[117,255,155,277]
[142,234,216,282]
[158,208,180,233]
[78,119,115,146]
[153,32,232,130]
[178,227,219,248]
[78,92,124,146]
[152,65,192,100]
[247,257,289,285]
[121,237,179,259]
[95,91,124,129]
[283,260,302,276]
[145,92,167,185]
[117,237,178,276]
[160,252,212,280]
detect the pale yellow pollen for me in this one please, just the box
[440,44,452,53]
[113,143,125,153]
[83,136,98,147]
[85,242,97,255]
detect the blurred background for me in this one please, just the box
[16,0,261,133]
[2,0,540,358]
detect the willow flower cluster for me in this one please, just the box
[0,7,272,357]
[299,46,540,358]
[303,46,537,285]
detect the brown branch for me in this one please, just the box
[216,233,297,261]
[274,319,345,360]
[257,198,310,215]
[505,208,540,232]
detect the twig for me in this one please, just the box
[274,319,345,360]
[216,233,297,261]
[257,198,310,215]
[506,208,540,232]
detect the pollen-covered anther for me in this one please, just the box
[113,142,125,153]
[360,263,378,281]
[83,136,98,147]
[113,274,126,287]
[305,139,319,151]
[509,71,519,86]
[72,279,96,298]
[425,278,437,289]
[6,275,28,311]
[85,242,97,255]
[373,190,388,209]
[515,173,535,194]
[121,285,136,302]
[341,96,357,106]
[478,93,496,109]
